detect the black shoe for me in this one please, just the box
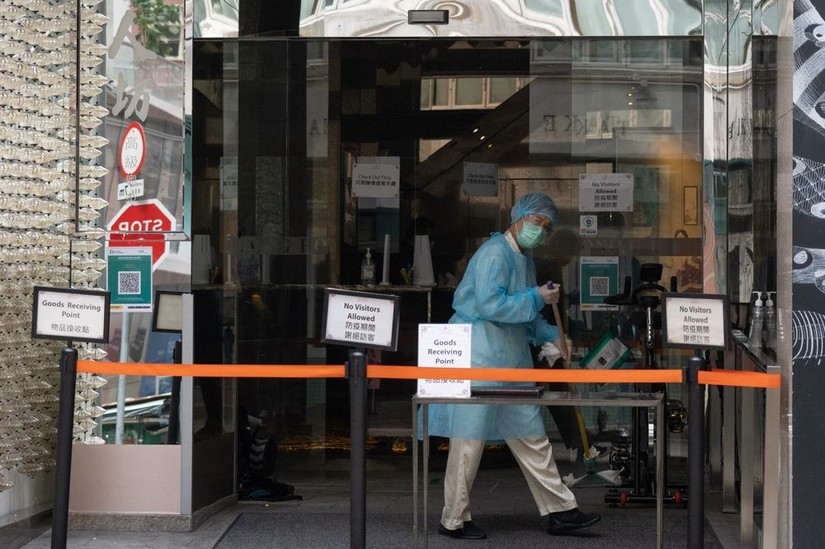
[438,520,488,540]
[547,508,601,535]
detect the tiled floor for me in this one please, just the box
[17,445,741,549]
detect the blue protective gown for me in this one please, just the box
[426,233,559,441]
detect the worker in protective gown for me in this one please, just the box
[428,192,601,540]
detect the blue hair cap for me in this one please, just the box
[510,192,558,225]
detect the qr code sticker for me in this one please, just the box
[590,276,609,296]
[118,271,141,295]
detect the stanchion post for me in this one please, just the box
[166,340,182,444]
[687,354,706,548]
[348,350,367,549]
[52,347,78,549]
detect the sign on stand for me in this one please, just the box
[417,323,472,397]
[321,288,399,351]
[31,287,110,343]
[31,286,110,549]
[661,293,729,350]
[107,247,153,312]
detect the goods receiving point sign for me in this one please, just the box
[107,199,175,269]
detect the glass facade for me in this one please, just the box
[190,35,709,468]
[0,0,801,543]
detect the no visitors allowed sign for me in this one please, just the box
[578,173,633,212]
[321,288,399,351]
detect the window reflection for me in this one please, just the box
[297,0,702,37]
[191,35,707,456]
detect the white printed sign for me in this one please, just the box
[352,157,400,198]
[578,173,634,212]
[117,178,144,200]
[220,157,238,210]
[417,324,472,397]
[463,162,498,196]
[662,294,728,350]
[580,214,598,236]
[322,289,399,351]
[33,287,110,343]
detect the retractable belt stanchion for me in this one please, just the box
[52,347,79,549]
[72,356,782,549]
[687,354,707,548]
[348,350,368,549]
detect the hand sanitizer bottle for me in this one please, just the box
[764,291,776,348]
[748,291,764,349]
[361,248,375,286]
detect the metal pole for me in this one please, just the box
[739,381,755,545]
[687,354,706,548]
[52,348,78,549]
[412,399,419,547]
[167,340,182,444]
[656,395,664,549]
[762,363,780,549]
[349,350,367,549]
[116,311,130,443]
[73,0,80,235]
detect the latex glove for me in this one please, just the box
[537,283,560,305]
[538,341,562,365]
[539,338,573,364]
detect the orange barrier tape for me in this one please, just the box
[77,361,779,388]
[78,360,680,384]
[699,370,781,389]
[370,365,683,384]
[77,361,346,379]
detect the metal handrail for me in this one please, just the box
[727,331,780,548]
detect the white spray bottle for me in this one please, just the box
[764,291,776,348]
[748,291,764,349]
[361,248,375,286]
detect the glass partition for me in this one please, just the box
[191,35,704,467]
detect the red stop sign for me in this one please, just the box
[107,199,176,268]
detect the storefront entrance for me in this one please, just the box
[189,35,704,505]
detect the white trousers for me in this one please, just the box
[441,436,578,529]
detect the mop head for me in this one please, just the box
[562,462,624,487]
[562,472,579,486]
[595,469,623,486]
[563,469,623,487]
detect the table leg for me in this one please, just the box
[412,400,419,547]
[423,404,430,548]
[657,399,664,549]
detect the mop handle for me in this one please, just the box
[546,281,569,358]
[548,282,591,459]
[575,409,592,457]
